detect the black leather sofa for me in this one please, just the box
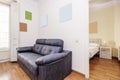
[17,39,72,80]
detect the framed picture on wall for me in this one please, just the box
[40,15,48,27]
[59,3,72,23]
[25,11,32,20]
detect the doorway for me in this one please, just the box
[89,0,120,79]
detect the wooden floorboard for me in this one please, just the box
[0,57,119,80]
[90,57,120,80]
[0,62,85,80]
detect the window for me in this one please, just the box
[0,3,10,49]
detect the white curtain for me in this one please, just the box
[0,3,9,50]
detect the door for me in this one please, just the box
[10,2,20,61]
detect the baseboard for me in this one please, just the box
[72,70,90,80]
[0,58,10,63]
[72,70,85,76]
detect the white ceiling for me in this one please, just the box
[89,0,120,10]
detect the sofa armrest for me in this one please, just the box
[36,51,71,65]
[37,50,72,80]
[16,46,33,53]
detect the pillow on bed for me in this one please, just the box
[89,43,99,47]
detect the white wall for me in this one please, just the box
[38,0,89,78]
[89,6,114,42]
[114,3,120,47]
[19,0,39,46]
[90,3,120,57]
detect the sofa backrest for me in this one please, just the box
[33,39,64,55]
[36,39,63,47]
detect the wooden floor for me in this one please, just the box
[0,62,85,80]
[0,57,119,80]
[90,57,120,80]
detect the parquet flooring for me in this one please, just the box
[0,57,119,80]
[90,57,120,80]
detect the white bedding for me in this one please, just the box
[89,43,99,58]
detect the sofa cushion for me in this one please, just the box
[32,44,43,54]
[36,39,46,44]
[40,45,62,56]
[17,46,33,53]
[18,52,42,75]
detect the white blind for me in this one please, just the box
[0,3,9,49]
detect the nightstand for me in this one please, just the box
[100,47,112,59]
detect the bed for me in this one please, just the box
[89,39,101,58]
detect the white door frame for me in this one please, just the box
[10,2,20,61]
